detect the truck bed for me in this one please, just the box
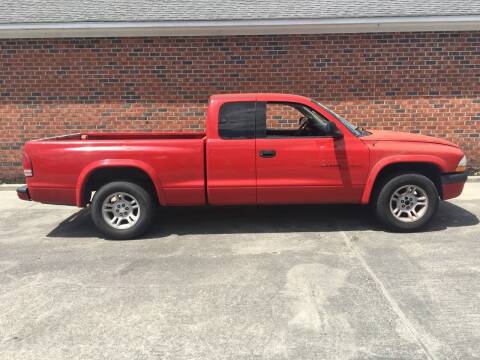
[24,132,207,207]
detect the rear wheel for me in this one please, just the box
[91,181,154,239]
[374,173,439,232]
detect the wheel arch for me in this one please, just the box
[76,160,166,207]
[362,156,447,204]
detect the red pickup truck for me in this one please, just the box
[17,93,467,239]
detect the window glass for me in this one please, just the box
[218,102,256,139]
[310,99,362,136]
[263,102,330,138]
[266,103,303,131]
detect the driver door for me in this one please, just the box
[255,101,367,204]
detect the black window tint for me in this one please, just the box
[219,102,255,139]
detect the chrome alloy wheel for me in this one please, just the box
[389,184,429,223]
[102,192,140,229]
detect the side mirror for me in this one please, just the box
[299,116,309,125]
[326,122,343,139]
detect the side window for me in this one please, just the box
[266,103,304,132]
[218,102,256,139]
[259,102,330,138]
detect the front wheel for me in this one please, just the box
[91,181,154,239]
[374,173,439,232]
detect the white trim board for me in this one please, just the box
[0,15,479,38]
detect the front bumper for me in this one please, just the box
[16,185,31,201]
[441,172,467,200]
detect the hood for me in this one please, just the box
[361,130,459,148]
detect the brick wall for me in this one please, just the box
[266,103,303,129]
[0,32,479,181]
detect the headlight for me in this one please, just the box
[455,155,467,173]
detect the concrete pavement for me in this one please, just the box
[0,184,479,359]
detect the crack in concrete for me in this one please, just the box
[340,230,438,360]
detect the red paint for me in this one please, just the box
[206,94,258,205]
[19,93,467,207]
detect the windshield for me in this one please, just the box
[310,99,363,136]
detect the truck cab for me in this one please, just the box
[206,94,369,205]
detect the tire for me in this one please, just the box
[374,173,439,232]
[91,181,154,239]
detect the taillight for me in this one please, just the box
[23,152,33,177]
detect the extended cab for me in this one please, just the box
[17,93,468,238]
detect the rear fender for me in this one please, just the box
[76,159,166,207]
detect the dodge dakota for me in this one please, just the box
[17,93,468,239]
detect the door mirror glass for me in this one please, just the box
[299,116,309,125]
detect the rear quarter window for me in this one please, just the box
[218,102,256,139]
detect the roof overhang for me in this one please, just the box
[0,15,479,38]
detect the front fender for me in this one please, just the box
[75,159,166,207]
[360,155,448,204]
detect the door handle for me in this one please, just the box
[259,149,276,158]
